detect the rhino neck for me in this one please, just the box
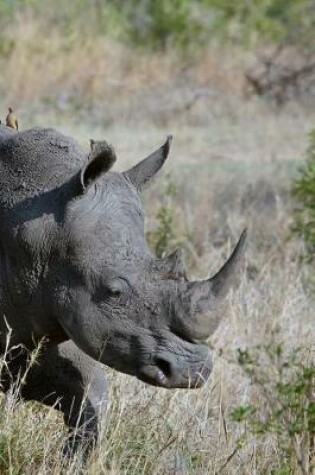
[0,127,88,351]
[0,180,78,351]
[0,233,69,351]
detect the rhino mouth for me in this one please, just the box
[139,352,212,389]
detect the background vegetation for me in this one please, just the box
[0,0,314,473]
[292,130,315,263]
[1,0,314,49]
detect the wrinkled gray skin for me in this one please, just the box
[0,125,246,456]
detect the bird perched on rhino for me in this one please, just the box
[6,107,18,130]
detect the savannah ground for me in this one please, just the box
[0,4,314,474]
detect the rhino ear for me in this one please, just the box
[124,136,172,190]
[80,141,116,190]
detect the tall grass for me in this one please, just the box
[0,4,314,474]
[0,241,312,474]
[0,150,313,473]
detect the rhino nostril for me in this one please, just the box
[155,357,173,379]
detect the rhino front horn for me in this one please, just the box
[178,230,247,341]
[207,228,247,300]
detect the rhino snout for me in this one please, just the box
[139,346,212,389]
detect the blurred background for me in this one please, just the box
[1,0,315,128]
[0,1,314,474]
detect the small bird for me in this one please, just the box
[6,107,18,130]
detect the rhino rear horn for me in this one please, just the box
[156,248,187,280]
[124,136,172,190]
[81,141,116,190]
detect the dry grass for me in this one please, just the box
[0,241,312,474]
[0,12,314,475]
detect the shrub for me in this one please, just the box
[230,342,315,475]
[146,173,183,258]
[208,0,315,49]
[292,129,315,261]
[120,0,212,52]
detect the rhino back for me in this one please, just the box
[0,126,86,215]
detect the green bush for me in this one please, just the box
[146,173,183,258]
[231,342,314,475]
[120,0,212,51]
[292,129,315,261]
[0,0,314,54]
[208,0,315,49]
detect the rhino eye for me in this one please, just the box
[108,288,122,298]
[106,278,130,298]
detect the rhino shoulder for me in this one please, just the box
[0,127,87,212]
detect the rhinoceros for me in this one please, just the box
[0,125,246,454]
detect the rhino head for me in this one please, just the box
[47,135,246,389]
